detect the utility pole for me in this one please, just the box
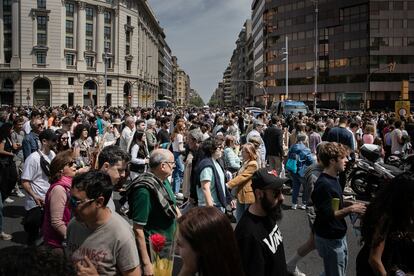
[282,36,289,99]
[313,0,319,113]
[104,48,108,106]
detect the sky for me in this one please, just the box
[147,0,252,103]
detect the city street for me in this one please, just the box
[0,193,360,276]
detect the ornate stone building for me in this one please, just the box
[0,0,163,107]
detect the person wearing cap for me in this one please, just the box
[21,129,57,245]
[235,167,288,276]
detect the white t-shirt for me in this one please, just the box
[172,133,184,152]
[21,150,56,210]
[23,120,32,135]
[119,126,134,152]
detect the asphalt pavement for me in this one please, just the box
[0,194,360,276]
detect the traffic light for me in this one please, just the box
[402,80,409,100]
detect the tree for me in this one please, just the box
[189,95,205,107]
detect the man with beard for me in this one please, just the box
[235,167,288,276]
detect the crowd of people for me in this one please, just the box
[0,105,413,276]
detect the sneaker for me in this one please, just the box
[291,204,297,210]
[16,190,25,198]
[0,232,12,241]
[4,197,14,203]
[298,204,306,210]
[287,265,306,276]
[175,193,184,200]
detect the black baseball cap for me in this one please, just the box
[39,129,58,142]
[251,167,289,190]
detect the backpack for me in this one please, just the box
[286,152,298,174]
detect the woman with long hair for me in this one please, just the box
[226,142,258,222]
[171,119,186,195]
[42,150,76,253]
[129,130,149,180]
[0,122,17,240]
[55,131,70,153]
[73,124,92,167]
[177,207,245,276]
[356,172,414,276]
[223,135,241,173]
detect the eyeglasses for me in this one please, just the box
[163,161,176,168]
[69,196,95,208]
[37,124,44,127]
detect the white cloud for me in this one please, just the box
[147,0,251,102]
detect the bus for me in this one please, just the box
[154,99,173,109]
[271,100,309,116]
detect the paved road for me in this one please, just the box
[0,194,360,276]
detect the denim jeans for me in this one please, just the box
[236,201,250,223]
[315,234,348,276]
[172,152,184,193]
[291,173,307,205]
[0,192,3,233]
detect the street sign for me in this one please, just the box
[395,101,410,117]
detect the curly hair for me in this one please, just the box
[318,142,348,168]
[73,123,89,140]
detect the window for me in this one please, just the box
[66,54,74,66]
[393,19,403,29]
[378,1,389,10]
[107,79,112,86]
[127,16,131,25]
[85,56,94,68]
[86,23,93,36]
[65,36,73,48]
[66,2,74,17]
[408,19,414,28]
[105,41,111,52]
[3,0,11,12]
[408,2,414,10]
[104,27,111,39]
[86,39,93,51]
[36,52,46,64]
[86,7,94,20]
[126,31,130,43]
[408,37,414,46]
[106,58,112,69]
[37,0,46,9]
[393,1,404,10]
[66,20,73,33]
[3,15,11,29]
[37,33,47,45]
[104,11,111,24]
[68,77,74,85]
[126,45,130,55]
[379,19,389,29]
[126,60,131,71]
[394,37,403,47]
[37,16,47,31]
[4,34,11,48]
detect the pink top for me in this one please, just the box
[42,176,72,248]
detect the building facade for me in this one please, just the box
[158,33,173,99]
[176,67,189,106]
[0,0,162,107]
[258,0,414,110]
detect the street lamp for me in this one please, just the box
[311,0,319,114]
[365,62,396,111]
[145,55,152,108]
[231,79,268,110]
[104,48,110,106]
[281,36,289,99]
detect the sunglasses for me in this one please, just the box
[69,196,95,208]
[37,123,44,127]
[66,160,76,167]
[61,137,69,140]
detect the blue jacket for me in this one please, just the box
[288,143,314,174]
[23,132,40,160]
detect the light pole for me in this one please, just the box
[312,0,319,113]
[145,55,152,108]
[365,62,396,111]
[104,48,109,106]
[231,79,268,110]
[281,36,289,99]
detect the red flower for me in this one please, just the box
[150,233,166,253]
